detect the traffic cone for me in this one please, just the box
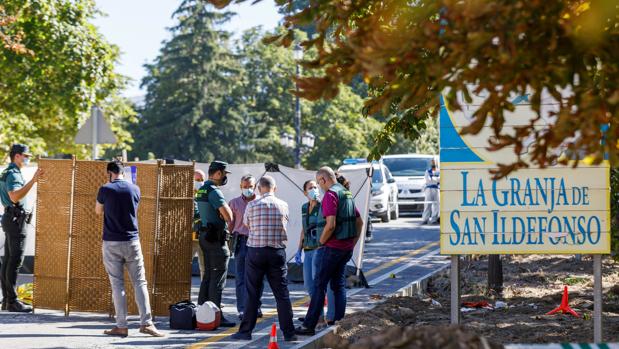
[546,285,579,318]
[267,322,279,349]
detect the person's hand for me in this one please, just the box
[294,249,302,265]
[32,168,45,182]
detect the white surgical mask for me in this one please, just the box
[194,181,204,191]
[23,157,31,166]
[308,188,320,201]
[242,188,254,198]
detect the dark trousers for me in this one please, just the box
[1,213,27,303]
[234,234,263,314]
[198,234,230,308]
[238,247,294,337]
[303,247,353,330]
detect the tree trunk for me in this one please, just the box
[488,255,503,295]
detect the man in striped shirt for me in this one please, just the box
[231,175,297,342]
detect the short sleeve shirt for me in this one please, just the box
[0,163,25,207]
[196,180,227,229]
[96,179,141,241]
[244,193,289,248]
[322,187,360,251]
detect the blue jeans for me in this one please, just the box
[303,249,336,321]
[234,235,262,314]
[303,247,352,330]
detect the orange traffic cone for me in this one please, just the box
[267,322,279,349]
[546,285,579,318]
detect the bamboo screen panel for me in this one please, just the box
[33,159,74,312]
[151,164,194,315]
[123,162,159,315]
[68,160,111,313]
[33,160,194,316]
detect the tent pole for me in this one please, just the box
[355,172,372,277]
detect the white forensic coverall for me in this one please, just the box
[422,168,440,224]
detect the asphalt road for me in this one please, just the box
[0,216,443,349]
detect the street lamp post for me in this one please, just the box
[294,44,303,169]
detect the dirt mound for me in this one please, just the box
[326,255,619,347]
[323,325,501,349]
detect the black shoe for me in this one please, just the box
[297,317,305,322]
[7,300,32,313]
[285,334,299,342]
[327,321,335,326]
[219,316,236,328]
[230,332,251,340]
[1,300,6,311]
[294,325,315,336]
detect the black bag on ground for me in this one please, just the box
[169,300,197,330]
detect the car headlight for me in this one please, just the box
[371,188,385,196]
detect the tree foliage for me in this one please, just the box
[0,0,135,159]
[132,0,243,162]
[133,2,383,167]
[210,0,619,175]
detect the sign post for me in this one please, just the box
[450,255,460,325]
[594,255,602,342]
[439,92,610,342]
[75,106,117,159]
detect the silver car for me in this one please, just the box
[339,162,399,223]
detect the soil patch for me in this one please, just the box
[325,255,619,348]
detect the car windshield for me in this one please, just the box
[383,157,432,177]
[371,167,382,183]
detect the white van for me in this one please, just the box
[382,154,437,214]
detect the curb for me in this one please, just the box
[290,263,449,349]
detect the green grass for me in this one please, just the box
[563,276,589,286]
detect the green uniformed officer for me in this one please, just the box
[0,144,43,312]
[195,160,235,327]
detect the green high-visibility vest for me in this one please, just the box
[329,183,357,240]
[301,201,325,249]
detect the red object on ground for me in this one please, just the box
[546,286,580,318]
[461,301,491,309]
[267,322,279,349]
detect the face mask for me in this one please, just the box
[194,181,204,191]
[221,176,228,186]
[242,188,254,198]
[308,188,320,201]
[23,157,30,166]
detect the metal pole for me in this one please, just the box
[593,254,603,343]
[294,63,301,169]
[91,106,98,160]
[450,254,460,324]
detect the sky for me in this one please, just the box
[92,0,282,98]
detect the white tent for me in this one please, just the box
[192,162,372,271]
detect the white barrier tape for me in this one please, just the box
[506,344,619,349]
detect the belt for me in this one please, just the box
[426,185,439,189]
